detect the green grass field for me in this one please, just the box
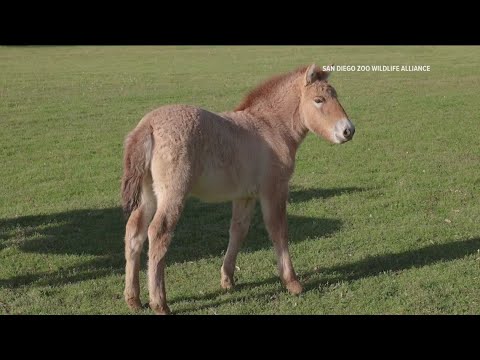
[1,46,479,315]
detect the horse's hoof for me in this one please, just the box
[286,280,303,295]
[150,302,171,315]
[221,275,235,290]
[220,268,235,290]
[125,297,143,311]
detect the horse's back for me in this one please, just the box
[141,104,266,202]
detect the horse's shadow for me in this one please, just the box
[171,236,480,314]
[0,187,362,289]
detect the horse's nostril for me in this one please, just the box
[343,128,351,139]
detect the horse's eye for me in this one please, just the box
[314,97,324,104]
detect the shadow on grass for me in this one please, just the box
[172,237,480,314]
[0,187,361,289]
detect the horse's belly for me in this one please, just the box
[190,167,257,203]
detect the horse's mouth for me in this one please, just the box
[333,132,353,144]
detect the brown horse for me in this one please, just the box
[121,63,355,314]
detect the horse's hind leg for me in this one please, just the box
[147,177,188,315]
[124,174,156,310]
[221,198,256,289]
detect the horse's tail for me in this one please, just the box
[121,123,153,219]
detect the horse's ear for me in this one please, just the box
[319,63,334,81]
[305,63,331,85]
[305,63,318,86]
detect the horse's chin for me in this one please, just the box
[314,131,344,145]
[309,126,338,144]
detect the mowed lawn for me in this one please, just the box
[0,46,479,315]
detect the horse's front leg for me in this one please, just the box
[260,185,303,295]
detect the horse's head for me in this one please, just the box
[299,63,355,144]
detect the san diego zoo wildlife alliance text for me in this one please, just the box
[323,65,431,72]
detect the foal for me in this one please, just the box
[121,64,355,314]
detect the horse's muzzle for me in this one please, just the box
[334,119,355,143]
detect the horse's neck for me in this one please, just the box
[247,91,308,152]
[227,74,309,155]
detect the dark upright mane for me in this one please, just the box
[234,66,308,111]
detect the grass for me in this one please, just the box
[0,46,479,315]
